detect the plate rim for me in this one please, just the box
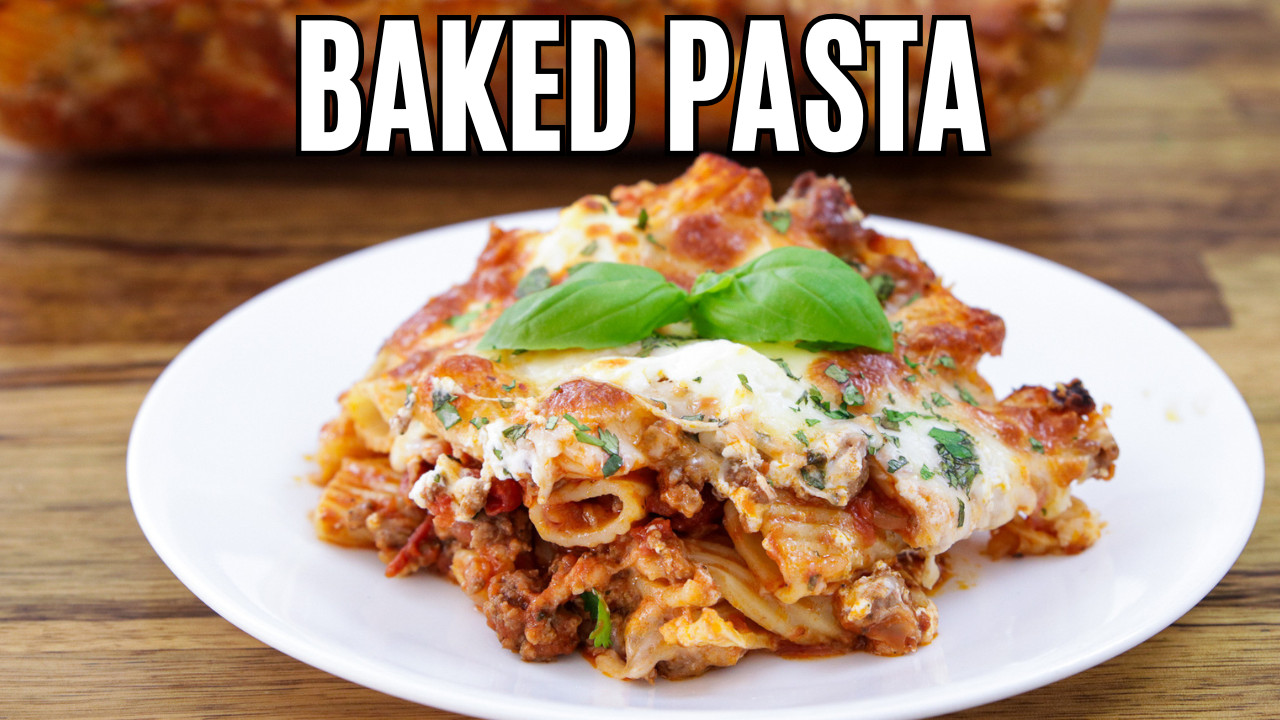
[127,211,1265,720]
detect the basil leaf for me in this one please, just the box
[478,263,689,351]
[514,267,551,298]
[690,247,892,351]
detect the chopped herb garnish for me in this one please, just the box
[842,384,865,406]
[824,364,850,383]
[762,208,792,234]
[891,320,905,334]
[431,390,461,429]
[682,414,707,422]
[738,374,752,392]
[804,417,821,427]
[636,207,649,230]
[1030,437,1046,453]
[957,499,966,527]
[404,385,417,408]
[868,274,895,303]
[905,374,918,383]
[493,447,504,460]
[800,465,825,489]
[545,416,559,430]
[771,357,798,380]
[645,233,665,250]
[920,465,935,480]
[904,291,920,306]
[582,590,612,648]
[692,376,702,383]
[602,453,623,477]
[563,414,591,433]
[581,239,599,256]
[929,426,980,492]
[502,423,529,442]
[447,310,481,331]
[500,381,518,392]
[937,355,956,369]
[886,456,908,473]
[931,391,951,407]
[498,399,514,409]
[956,384,979,406]
[902,355,919,369]
[514,267,551,298]
[470,416,490,429]
[794,429,810,446]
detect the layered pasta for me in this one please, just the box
[309,155,1118,680]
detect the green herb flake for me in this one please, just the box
[502,423,529,442]
[920,465,935,480]
[582,590,612,648]
[957,499,966,527]
[500,380,518,392]
[738,374,753,392]
[499,399,514,409]
[842,385,865,406]
[545,416,560,430]
[891,320,905,334]
[645,233,665,250]
[771,357,798,380]
[800,465,825,489]
[682,414,707,422]
[931,391,951,407]
[804,418,821,427]
[493,447,504,460]
[762,209,792,234]
[824,364,850,383]
[905,292,921,306]
[404,385,417,408]
[902,355,919,369]
[514,267,551,298]
[886,456,909,473]
[447,310,481,331]
[1030,437,1046,454]
[956,384,979,406]
[794,429,810,446]
[905,374,918,383]
[602,453,623,477]
[928,426,981,492]
[868,274,895,303]
[937,354,956,369]
[636,207,649,231]
[470,416,491,429]
[581,239,599,256]
[431,390,461,429]
[692,376,702,383]
[563,414,591,433]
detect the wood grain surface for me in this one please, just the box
[2,0,1278,717]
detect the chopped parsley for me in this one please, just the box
[842,385,865,406]
[902,355,919,369]
[824,364,850,383]
[919,465,935,480]
[563,414,591,433]
[904,291,921,306]
[404,385,417,408]
[582,590,612,648]
[514,267,551,298]
[447,310,481,331]
[891,320,905,334]
[636,207,649,230]
[936,354,956,369]
[645,233,665,250]
[804,417,821,427]
[545,416,559,430]
[602,453,623,477]
[502,423,529,442]
[886,456,908,473]
[738,374,753,392]
[431,390,461,429]
[793,429,810,446]
[692,376,702,383]
[581,239,599,256]
[762,208,792,233]
[771,357,799,380]
[905,374,918,383]
[956,384,979,406]
[868,274,895,303]
[957,499,966,527]
[807,386,853,419]
[501,380,518,392]
[931,391,951,407]
[682,414,709,422]
[1030,437,1046,454]
[929,426,980,492]
[470,416,490,429]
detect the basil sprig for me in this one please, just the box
[478,263,688,351]
[478,247,892,352]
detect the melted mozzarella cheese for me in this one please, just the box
[525,197,632,272]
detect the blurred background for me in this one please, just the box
[1,1,1277,718]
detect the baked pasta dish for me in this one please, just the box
[308,154,1118,680]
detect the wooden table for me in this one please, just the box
[2,0,1277,717]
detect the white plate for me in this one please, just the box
[128,212,1263,720]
